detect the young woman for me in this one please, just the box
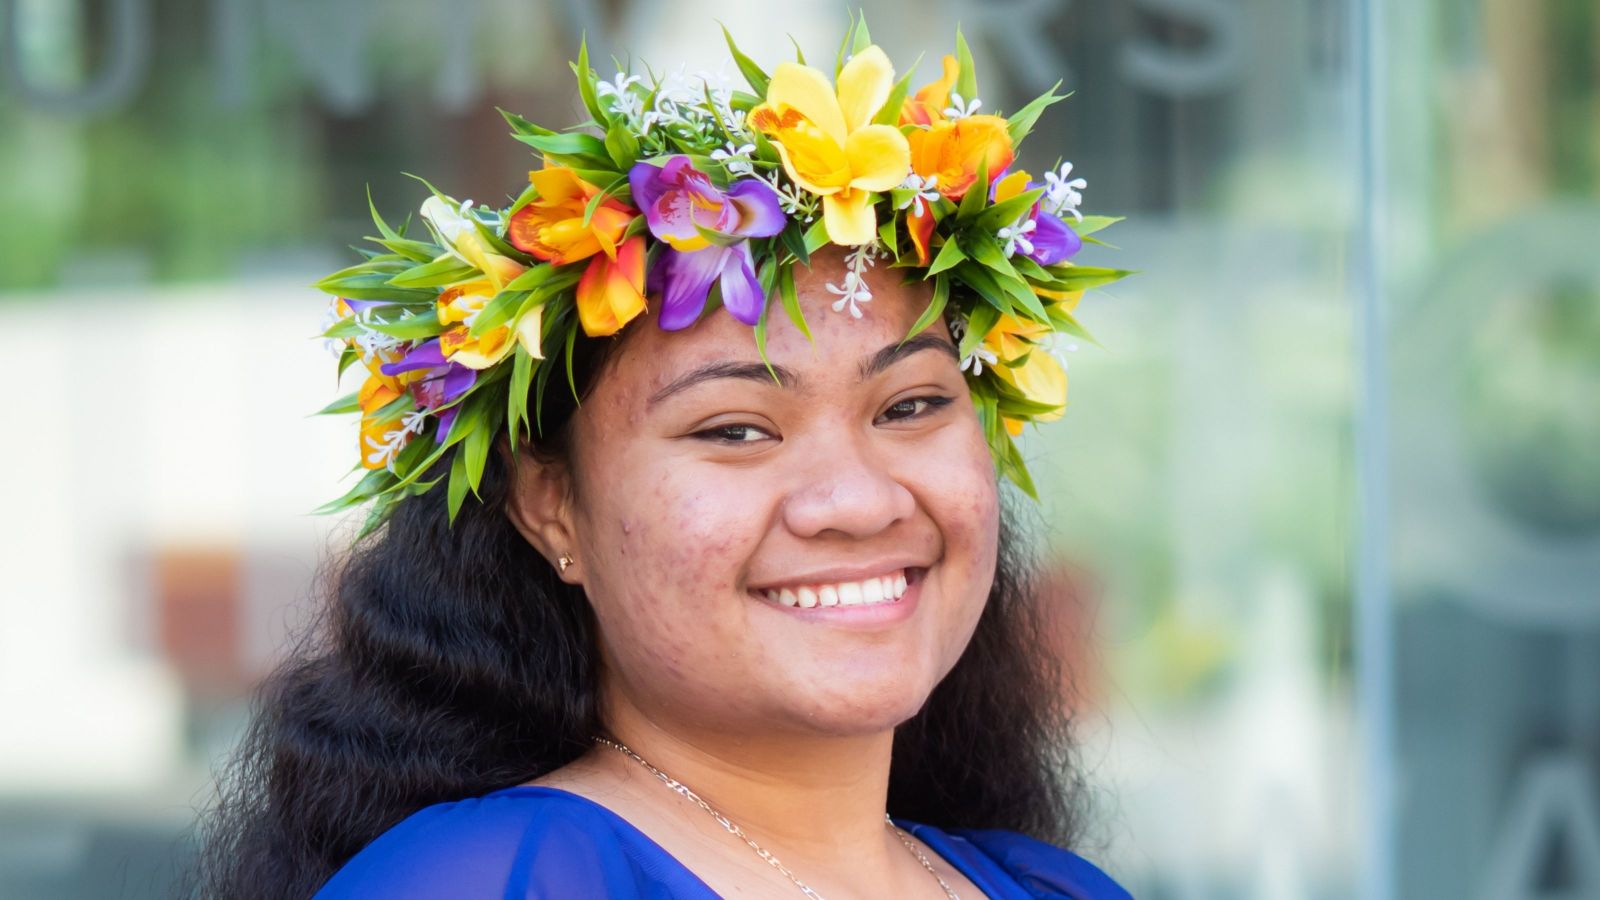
[196,27,1130,899]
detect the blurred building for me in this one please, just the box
[0,0,1595,897]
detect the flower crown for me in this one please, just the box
[315,18,1129,532]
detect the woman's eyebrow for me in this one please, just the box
[648,333,959,408]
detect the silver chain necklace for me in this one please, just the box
[593,735,961,899]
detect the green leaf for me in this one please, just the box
[507,345,535,449]
[1044,265,1134,292]
[954,261,1015,316]
[996,433,1038,499]
[364,312,446,340]
[512,131,611,162]
[902,272,950,344]
[1006,83,1068,148]
[388,254,477,288]
[337,345,360,378]
[573,36,610,126]
[788,35,806,65]
[851,15,872,54]
[564,321,579,404]
[1074,215,1122,237]
[877,218,898,257]
[604,118,640,169]
[803,217,830,253]
[873,59,919,126]
[693,221,750,248]
[722,24,771,96]
[499,107,556,137]
[462,411,491,498]
[976,186,1046,231]
[777,261,812,342]
[779,222,811,265]
[447,447,470,524]
[370,236,439,263]
[313,468,394,516]
[468,290,530,337]
[927,238,967,276]
[954,26,979,104]
[314,391,362,416]
[955,155,991,221]
[957,302,1001,361]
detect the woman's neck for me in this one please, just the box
[593,682,910,875]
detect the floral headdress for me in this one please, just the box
[315,18,1129,532]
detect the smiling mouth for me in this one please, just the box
[752,567,924,609]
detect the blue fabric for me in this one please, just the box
[316,785,1131,899]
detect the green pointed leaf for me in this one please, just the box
[803,217,830,253]
[954,26,979,104]
[1074,215,1122,237]
[851,15,872,54]
[447,448,469,524]
[777,261,812,342]
[573,37,610,125]
[873,59,920,125]
[722,24,771,96]
[604,118,640,169]
[902,272,950,344]
[956,155,991,221]
[927,238,967,276]
[388,254,477,288]
[314,391,362,416]
[1006,83,1068,147]
[957,303,1002,360]
[499,107,556,137]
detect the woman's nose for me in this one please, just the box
[779,438,916,540]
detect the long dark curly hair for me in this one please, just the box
[189,331,1090,899]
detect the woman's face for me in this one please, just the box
[558,247,1000,738]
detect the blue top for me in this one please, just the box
[315,785,1130,899]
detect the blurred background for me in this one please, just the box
[1,0,1596,897]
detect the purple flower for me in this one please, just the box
[988,168,1083,267]
[380,339,477,442]
[629,156,786,329]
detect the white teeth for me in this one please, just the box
[759,569,912,609]
[862,578,883,603]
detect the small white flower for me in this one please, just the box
[947,314,968,341]
[825,242,882,318]
[942,92,982,120]
[896,173,942,217]
[997,217,1038,258]
[960,345,999,376]
[1043,163,1087,222]
[711,141,758,176]
[1042,333,1080,369]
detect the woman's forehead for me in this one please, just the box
[604,249,944,401]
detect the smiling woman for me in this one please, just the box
[192,20,1130,900]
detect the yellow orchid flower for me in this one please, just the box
[748,46,911,246]
[435,278,543,369]
[982,313,1068,436]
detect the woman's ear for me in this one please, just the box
[502,442,583,585]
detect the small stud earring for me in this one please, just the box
[557,553,574,573]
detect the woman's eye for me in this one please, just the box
[693,423,773,443]
[878,395,954,423]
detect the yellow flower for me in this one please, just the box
[435,278,543,369]
[748,46,911,246]
[982,313,1067,436]
[357,374,407,470]
[420,196,525,292]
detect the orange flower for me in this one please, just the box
[507,166,634,266]
[907,115,1015,203]
[507,165,646,337]
[899,55,960,126]
[575,235,647,337]
[357,374,407,470]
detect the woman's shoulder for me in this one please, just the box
[314,785,705,899]
[898,820,1132,900]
